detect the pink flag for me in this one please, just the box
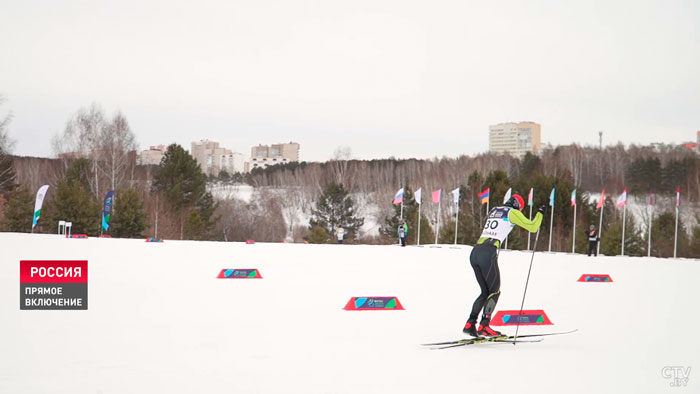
[596,188,605,210]
[616,189,627,208]
[432,189,442,204]
[676,187,680,207]
[649,190,653,206]
[527,188,534,206]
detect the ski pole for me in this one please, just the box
[514,227,541,345]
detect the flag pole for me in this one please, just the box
[647,204,652,257]
[597,202,604,256]
[674,206,679,259]
[485,199,489,225]
[454,200,459,245]
[435,198,441,244]
[548,203,554,252]
[417,202,421,246]
[527,203,533,250]
[572,202,577,253]
[621,203,626,256]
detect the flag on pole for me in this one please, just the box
[432,189,442,204]
[649,190,654,206]
[549,188,556,206]
[102,190,115,231]
[503,188,512,204]
[571,189,577,206]
[32,185,50,229]
[393,188,404,205]
[616,189,627,208]
[527,188,534,206]
[415,188,422,205]
[596,188,606,210]
[451,188,459,204]
[676,187,680,207]
[478,188,490,204]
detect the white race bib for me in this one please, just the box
[479,207,515,242]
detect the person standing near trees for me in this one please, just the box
[463,194,546,337]
[335,226,345,244]
[586,224,599,256]
[397,220,407,247]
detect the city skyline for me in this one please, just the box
[1,0,699,161]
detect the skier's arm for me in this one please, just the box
[508,209,543,233]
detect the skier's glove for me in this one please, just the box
[537,204,548,215]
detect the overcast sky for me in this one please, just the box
[1,0,699,161]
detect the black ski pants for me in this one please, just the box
[588,241,597,256]
[468,243,501,324]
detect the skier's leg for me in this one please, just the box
[479,249,501,326]
[469,264,489,320]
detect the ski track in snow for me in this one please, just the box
[1,233,698,394]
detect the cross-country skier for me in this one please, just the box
[463,193,546,337]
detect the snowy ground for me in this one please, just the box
[1,233,699,393]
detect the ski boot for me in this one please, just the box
[477,315,502,337]
[477,324,502,337]
[462,319,478,337]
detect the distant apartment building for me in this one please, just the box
[191,140,246,176]
[138,145,168,165]
[488,122,541,158]
[250,142,300,170]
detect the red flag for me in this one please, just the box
[596,188,605,210]
[676,187,680,207]
[649,190,653,206]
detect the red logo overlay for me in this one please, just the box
[20,260,88,284]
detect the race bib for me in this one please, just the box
[479,207,515,242]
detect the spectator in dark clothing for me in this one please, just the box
[587,225,599,256]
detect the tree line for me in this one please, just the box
[1,100,699,257]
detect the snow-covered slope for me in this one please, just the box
[1,233,698,393]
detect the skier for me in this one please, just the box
[398,221,407,247]
[463,193,546,337]
[586,225,599,256]
[335,226,345,244]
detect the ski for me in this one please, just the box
[421,329,577,348]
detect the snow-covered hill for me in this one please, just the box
[1,233,698,393]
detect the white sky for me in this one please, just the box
[1,0,699,161]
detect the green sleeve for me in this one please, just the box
[508,209,543,233]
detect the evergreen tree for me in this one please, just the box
[152,144,217,239]
[520,152,542,179]
[650,211,689,257]
[0,185,33,232]
[380,185,433,244]
[309,182,364,241]
[439,184,484,245]
[45,179,101,235]
[109,188,147,238]
[626,158,661,194]
[186,191,218,240]
[307,225,330,244]
[600,214,645,256]
[688,217,700,258]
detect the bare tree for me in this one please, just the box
[52,103,106,198]
[99,111,138,191]
[52,104,139,198]
[0,95,14,153]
